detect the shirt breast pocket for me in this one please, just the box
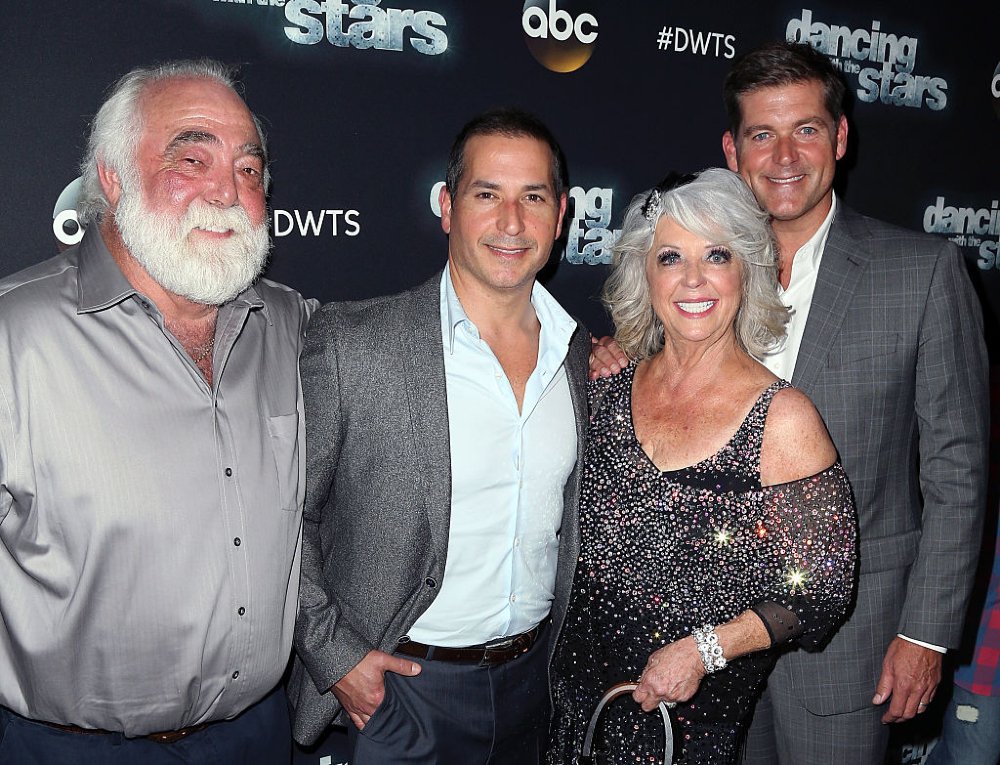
[266,413,301,512]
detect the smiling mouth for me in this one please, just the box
[767,175,805,185]
[677,300,716,314]
[485,241,532,257]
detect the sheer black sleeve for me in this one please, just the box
[751,463,858,650]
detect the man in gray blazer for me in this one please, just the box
[719,42,989,765]
[288,109,591,764]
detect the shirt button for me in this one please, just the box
[425,577,436,588]
[238,606,246,616]
[232,671,240,680]
[225,467,233,477]
[514,538,521,548]
[234,537,241,547]
[510,594,517,603]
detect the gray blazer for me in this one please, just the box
[287,273,591,745]
[773,204,989,715]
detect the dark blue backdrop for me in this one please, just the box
[2,2,997,762]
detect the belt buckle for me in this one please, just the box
[480,637,511,667]
[480,629,535,667]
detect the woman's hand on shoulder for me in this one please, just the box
[589,336,630,380]
[759,387,837,487]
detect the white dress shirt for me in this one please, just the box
[761,195,836,380]
[406,269,577,647]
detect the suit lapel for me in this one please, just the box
[399,273,453,565]
[564,325,589,471]
[791,206,872,394]
[555,324,589,596]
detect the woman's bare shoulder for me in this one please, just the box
[760,386,837,486]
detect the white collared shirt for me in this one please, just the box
[406,269,577,647]
[761,194,837,380]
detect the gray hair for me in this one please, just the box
[604,167,789,361]
[77,59,269,226]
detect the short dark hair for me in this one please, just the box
[445,108,567,198]
[723,41,847,136]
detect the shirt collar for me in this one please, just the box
[75,225,267,320]
[439,266,576,355]
[76,227,138,314]
[788,193,838,284]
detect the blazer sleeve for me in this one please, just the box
[293,307,375,695]
[899,239,989,648]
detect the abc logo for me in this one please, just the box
[993,62,1000,120]
[522,0,598,73]
[53,177,85,250]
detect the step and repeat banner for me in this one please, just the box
[1,1,997,763]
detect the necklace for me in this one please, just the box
[192,336,215,364]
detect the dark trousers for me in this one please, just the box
[0,686,291,765]
[349,632,550,765]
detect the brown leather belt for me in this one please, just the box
[35,719,211,744]
[396,624,541,667]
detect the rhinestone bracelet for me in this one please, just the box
[692,624,727,674]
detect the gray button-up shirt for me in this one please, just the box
[0,229,314,735]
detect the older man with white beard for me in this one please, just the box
[0,60,314,765]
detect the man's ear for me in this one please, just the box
[554,192,568,240]
[97,162,123,210]
[439,185,453,235]
[722,131,740,173]
[834,115,849,161]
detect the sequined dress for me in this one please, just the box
[549,366,857,765]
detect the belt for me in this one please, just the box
[35,719,212,744]
[396,624,541,667]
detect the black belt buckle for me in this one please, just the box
[480,641,509,667]
[480,628,534,667]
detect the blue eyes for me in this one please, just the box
[656,247,733,265]
[657,252,681,265]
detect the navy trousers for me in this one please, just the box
[349,632,551,765]
[0,686,290,765]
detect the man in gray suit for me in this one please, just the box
[289,109,591,764]
[718,42,989,765]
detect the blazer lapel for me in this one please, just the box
[564,324,589,471]
[791,206,873,394]
[558,323,590,565]
[399,273,453,565]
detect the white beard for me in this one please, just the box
[114,178,271,306]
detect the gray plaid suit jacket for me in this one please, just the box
[286,272,591,745]
[769,204,989,717]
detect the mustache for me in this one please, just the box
[177,200,261,237]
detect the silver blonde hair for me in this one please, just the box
[77,59,269,226]
[604,167,789,361]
